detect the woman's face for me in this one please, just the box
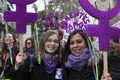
[70,33,87,56]
[4,34,14,44]
[44,34,59,54]
[26,40,32,48]
[16,53,26,64]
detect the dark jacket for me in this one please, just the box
[24,49,35,57]
[0,47,19,79]
[62,52,120,80]
[10,57,61,80]
[108,54,120,80]
[66,65,96,80]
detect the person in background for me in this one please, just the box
[60,40,66,52]
[0,33,19,79]
[59,40,66,62]
[54,29,65,66]
[107,39,120,80]
[10,30,62,80]
[62,29,112,80]
[10,52,26,80]
[24,38,35,57]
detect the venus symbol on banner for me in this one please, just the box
[79,0,120,50]
[4,0,38,53]
[4,0,38,33]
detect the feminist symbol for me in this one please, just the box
[79,0,120,50]
[4,0,38,33]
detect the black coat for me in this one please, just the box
[10,53,120,80]
[0,47,19,79]
[67,60,120,80]
[66,65,97,80]
[108,54,120,80]
[10,57,61,80]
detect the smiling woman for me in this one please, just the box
[24,37,35,57]
[0,33,19,79]
[62,29,112,80]
[10,30,62,80]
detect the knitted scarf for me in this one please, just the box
[65,48,90,71]
[43,53,58,74]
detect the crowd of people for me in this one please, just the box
[0,29,119,80]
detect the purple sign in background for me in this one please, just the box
[4,0,38,33]
[61,11,90,33]
[61,11,90,42]
[44,12,60,30]
[79,0,120,50]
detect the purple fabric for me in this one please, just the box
[44,12,60,29]
[43,53,58,74]
[78,0,120,50]
[7,0,36,5]
[65,48,90,71]
[4,0,38,33]
[24,49,34,57]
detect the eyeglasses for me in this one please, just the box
[46,39,59,44]
[26,42,31,45]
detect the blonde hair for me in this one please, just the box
[39,30,60,58]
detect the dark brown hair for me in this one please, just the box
[24,37,35,50]
[62,29,90,80]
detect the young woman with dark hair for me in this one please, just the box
[0,33,19,79]
[24,38,35,57]
[62,29,112,80]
